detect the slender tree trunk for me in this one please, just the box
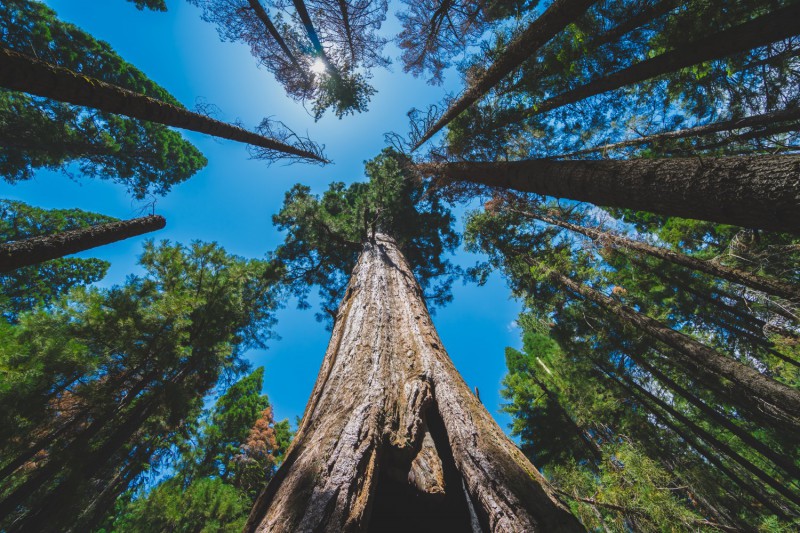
[557,106,800,158]
[245,235,583,532]
[291,0,341,77]
[0,47,326,163]
[615,369,800,508]
[507,3,800,125]
[247,0,310,80]
[0,215,165,273]
[534,262,800,431]
[418,154,800,233]
[600,368,792,519]
[412,0,596,149]
[516,206,800,302]
[631,355,800,482]
[336,0,357,64]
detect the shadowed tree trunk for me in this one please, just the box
[536,262,800,433]
[0,46,326,163]
[557,106,800,158]
[417,154,800,233]
[512,206,800,302]
[412,0,596,149]
[245,235,583,532]
[504,3,800,126]
[0,214,166,273]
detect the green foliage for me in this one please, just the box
[111,477,249,532]
[0,240,280,531]
[0,0,207,198]
[0,200,111,320]
[312,71,376,120]
[273,148,460,319]
[467,197,800,528]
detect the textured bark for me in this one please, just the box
[412,0,596,149]
[0,47,326,163]
[506,3,800,124]
[0,215,165,273]
[519,208,800,302]
[540,265,800,432]
[558,106,800,158]
[417,155,800,233]
[245,235,583,532]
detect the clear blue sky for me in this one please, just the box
[2,0,525,431]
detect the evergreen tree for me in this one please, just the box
[0,240,281,532]
[0,200,110,322]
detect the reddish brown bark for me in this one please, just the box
[245,235,583,532]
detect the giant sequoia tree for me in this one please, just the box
[243,150,583,531]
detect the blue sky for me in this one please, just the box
[2,0,525,431]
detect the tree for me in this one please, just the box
[463,202,800,526]
[106,368,291,532]
[411,0,597,148]
[416,155,800,233]
[0,200,110,321]
[0,240,281,532]
[0,0,208,198]
[0,214,166,273]
[0,46,327,163]
[126,0,167,10]
[243,150,583,531]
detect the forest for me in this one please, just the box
[0,0,799,531]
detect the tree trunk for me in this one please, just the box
[291,0,341,78]
[557,106,800,158]
[336,0,357,65]
[412,0,596,149]
[599,368,792,519]
[509,3,800,124]
[245,235,583,532]
[248,0,310,77]
[0,47,326,163]
[537,263,800,432]
[418,154,800,233]
[0,215,165,273]
[515,207,800,302]
[632,356,800,482]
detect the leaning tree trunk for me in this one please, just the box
[515,206,800,302]
[248,0,310,79]
[417,154,800,233]
[0,47,326,163]
[505,3,800,126]
[412,0,596,149]
[557,106,800,158]
[0,214,165,273]
[245,235,583,532]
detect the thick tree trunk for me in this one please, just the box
[0,214,165,273]
[516,207,800,302]
[412,0,596,149]
[538,264,800,432]
[557,106,800,158]
[0,47,326,163]
[245,235,583,532]
[508,3,800,124]
[418,155,800,233]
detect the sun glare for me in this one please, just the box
[311,58,327,75]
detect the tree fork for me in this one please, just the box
[245,235,583,532]
[0,46,327,163]
[0,215,166,272]
[418,155,800,233]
